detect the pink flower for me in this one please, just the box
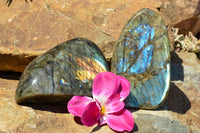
[67,72,134,132]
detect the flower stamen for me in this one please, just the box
[100,105,106,115]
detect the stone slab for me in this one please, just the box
[0,0,160,72]
[0,51,200,132]
[159,0,200,36]
[0,76,192,133]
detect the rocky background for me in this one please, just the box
[0,0,200,132]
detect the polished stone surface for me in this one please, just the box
[16,38,109,104]
[111,8,170,109]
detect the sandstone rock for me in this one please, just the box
[0,0,160,72]
[0,80,191,133]
[1,0,200,132]
[0,74,111,133]
[167,52,200,132]
[159,0,200,36]
[134,114,190,133]
[0,51,200,132]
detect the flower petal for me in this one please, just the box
[117,76,131,101]
[93,72,120,100]
[81,102,101,127]
[105,94,125,113]
[106,109,134,132]
[67,96,93,117]
[98,116,107,126]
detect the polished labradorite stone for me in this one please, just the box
[111,8,170,109]
[16,38,109,105]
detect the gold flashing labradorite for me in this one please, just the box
[111,8,171,109]
[16,38,109,105]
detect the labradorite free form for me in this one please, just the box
[111,8,170,109]
[16,38,109,104]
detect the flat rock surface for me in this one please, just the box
[0,51,199,133]
[0,0,160,72]
[159,0,200,36]
[0,0,200,132]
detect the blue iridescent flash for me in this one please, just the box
[111,8,170,109]
[117,24,154,74]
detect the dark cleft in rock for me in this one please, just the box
[16,38,109,105]
[111,8,170,109]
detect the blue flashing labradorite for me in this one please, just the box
[111,8,170,109]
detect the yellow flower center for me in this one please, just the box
[100,105,106,115]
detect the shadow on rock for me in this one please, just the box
[159,52,191,114]
[171,52,184,81]
[74,116,83,125]
[0,71,21,80]
[131,122,138,132]
[20,103,69,113]
[90,125,102,133]
[7,0,33,6]
[158,83,191,114]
